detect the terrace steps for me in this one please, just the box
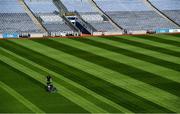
[52,0,68,15]
[19,0,48,33]
[145,0,180,27]
[88,0,123,31]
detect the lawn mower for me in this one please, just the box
[46,75,57,93]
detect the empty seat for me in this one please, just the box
[107,11,177,31]
[0,0,42,33]
[0,13,42,33]
[163,10,180,25]
[40,14,63,23]
[25,0,74,33]
[90,21,119,32]
[44,23,72,32]
[81,14,104,22]
[94,0,179,31]
[94,0,151,12]
[60,0,120,32]
[24,0,58,13]
[149,0,180,10]
[149,0,180,25]
[60,0,95,13]
[0,0,25,13]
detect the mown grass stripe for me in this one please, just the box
[83,37,180,72]
[120,36,180,53]
[90,37,180,66]
[0,41,170,113]
[170,34,180,38]
[0,41,125,113]
[0,48,130,113]
[0,85,32,113]
[109,36,180,58]
[74,36,180,94]
[136,35,180,47]
[0,50,115,113]
[53,38,180,87]
[0,81,44,113]
[152,34,180,42]
[10,39,180,112]
[0,59,88,113]
[0,54,107,113]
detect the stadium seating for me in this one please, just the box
[106,11,177,31]
[44,23,72,33]
[24,0,59,13]
[94,0,151,12]
[0,0,42,33]
[149,0,180,10]
[79,12,119,32]
[163,11,180,25]
[0,13,42,33]
[149,0,180,25]
[94,0,178,31]
[60,0,120,32]
[25,0,74,35]
[0,0,25,13]
[90,21,120,32]
[81,14,104,22]
[40,14,63,23]
[39,13,72,33]
[0,0,179,36]
[60,0,95,13]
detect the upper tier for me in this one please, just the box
[94,0,152,12]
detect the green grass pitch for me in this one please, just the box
[0,34,180,113]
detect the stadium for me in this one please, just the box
[0,0,180,113]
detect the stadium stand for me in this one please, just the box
[24,0,59,13]
[81,13,104,22]
[60,0,121,33]
[60,0,94,13]
[40,14,63,23]
[94,0,179,32]
[0,0,25,13]
[39,13,72,33]
[80,12,119,32]
[149,0,180,25]
[0,0,42,34]
[25,0,76,36]
[0,0,179,38]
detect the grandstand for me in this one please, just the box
[0,0,180,38]
[149,0,180,25]
[60,0,122,35]
[0,0,42,35]
[94,0,179,32]
[40,14,75,36]
[24,0,78,36]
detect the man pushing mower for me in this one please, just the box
[46,75,57,93]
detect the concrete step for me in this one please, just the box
[144,0,180,27]
[19,0,48,33]
[88,0,123,31]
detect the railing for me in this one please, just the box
[146,0,180,27]
[53,0,68,16]
[61,15,80,33]
[74,11,97,34]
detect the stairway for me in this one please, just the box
[53,0,68,15]
[19,0,48,33]
[144,0,180,27]
[87,0,123,31]
[53,0,96,34]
